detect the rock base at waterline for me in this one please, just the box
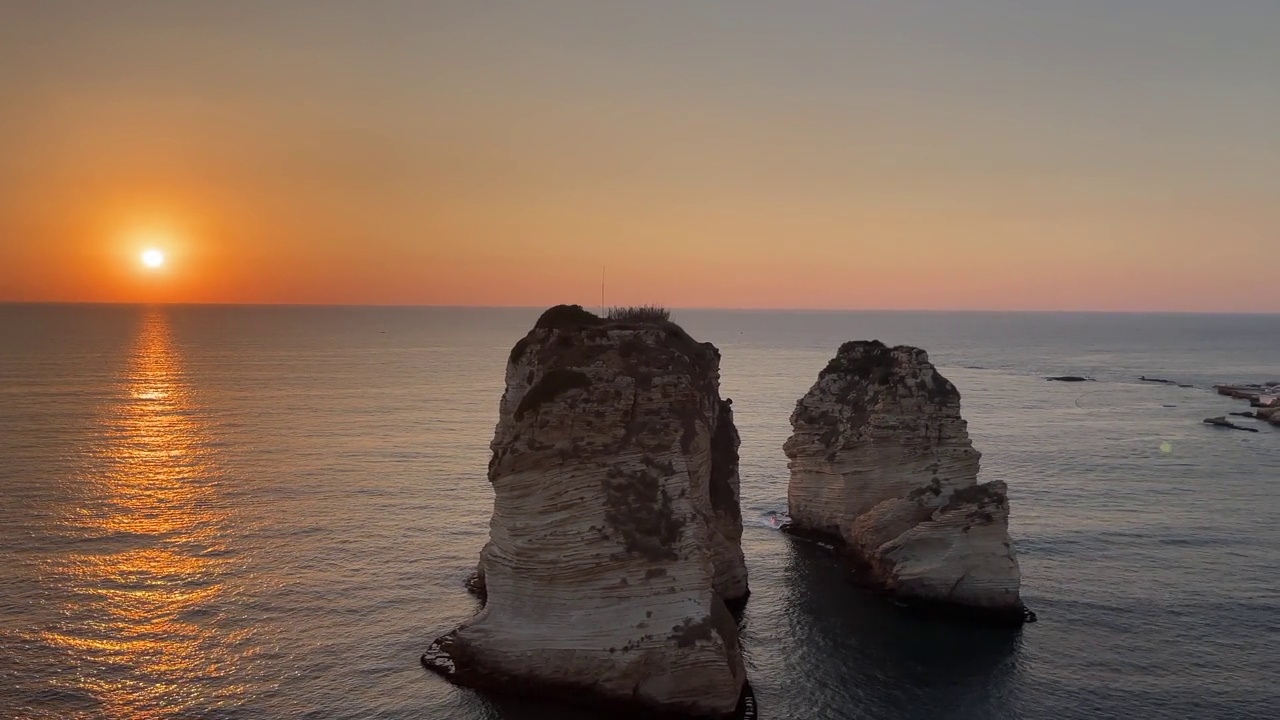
[422,637,758,720]
[779,522,1036,626]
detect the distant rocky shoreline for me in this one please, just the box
[1213,384,1280,429]
[1138,376,1280,431]
[1051,374,1279,433]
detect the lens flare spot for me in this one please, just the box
[1160,441,1173,454]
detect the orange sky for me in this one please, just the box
[2,2,1277,312]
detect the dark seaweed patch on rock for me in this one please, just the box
[601,466,684,562]
[908,476,944,500]
[668,616,715,649]
[942,482,1004,513]
[515,369,591,420]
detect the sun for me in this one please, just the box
[141,249,165,268]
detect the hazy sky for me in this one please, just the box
[1,1,1277,311]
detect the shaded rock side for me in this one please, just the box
[426,305,748,718]
[783,340,1025,621]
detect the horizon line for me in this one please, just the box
[2,300,1278,317]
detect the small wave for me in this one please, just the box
[1157,535,1243,548]
[751,510,790,530]
[25,686,101,707]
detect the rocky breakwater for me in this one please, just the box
[1216,383,1280,427]
[424,305,751,718]
[783,340,1030,624]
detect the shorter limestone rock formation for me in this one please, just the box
[784,341,1029,624]
[424,305,750,718]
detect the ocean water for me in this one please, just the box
[1,304,1277,720]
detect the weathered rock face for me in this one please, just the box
[783,340,1026,622]
[425,305,749,718]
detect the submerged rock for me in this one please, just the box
[783,341,1027,624]
[1203,416,1259,433]
[424,305,749,718]
[1045,375,1091,382]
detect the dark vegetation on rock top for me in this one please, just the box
[821,340,895,380]
[506,307,721,435]
[813,339,959,407]
[512,305,708,367]
[608,304,672,322]
[534,303,604,331]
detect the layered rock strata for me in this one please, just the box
[783,340,1028,623]
[424,305,750,718]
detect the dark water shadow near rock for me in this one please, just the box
[762,539,1025,720]
[470,684,756,720]
[472,693,602,720]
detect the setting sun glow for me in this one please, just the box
[141,249,165,269]
[1,3,1276,312]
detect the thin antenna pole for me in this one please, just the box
[601,266,606,315]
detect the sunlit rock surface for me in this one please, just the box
[783,340,1027,622]
[424,305,749,718]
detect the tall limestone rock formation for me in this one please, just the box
[783,340,1029,623]
[424,305,751,718]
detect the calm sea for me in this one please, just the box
[1,305,1277,720]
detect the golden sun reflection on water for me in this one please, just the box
[38,309,248,719]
